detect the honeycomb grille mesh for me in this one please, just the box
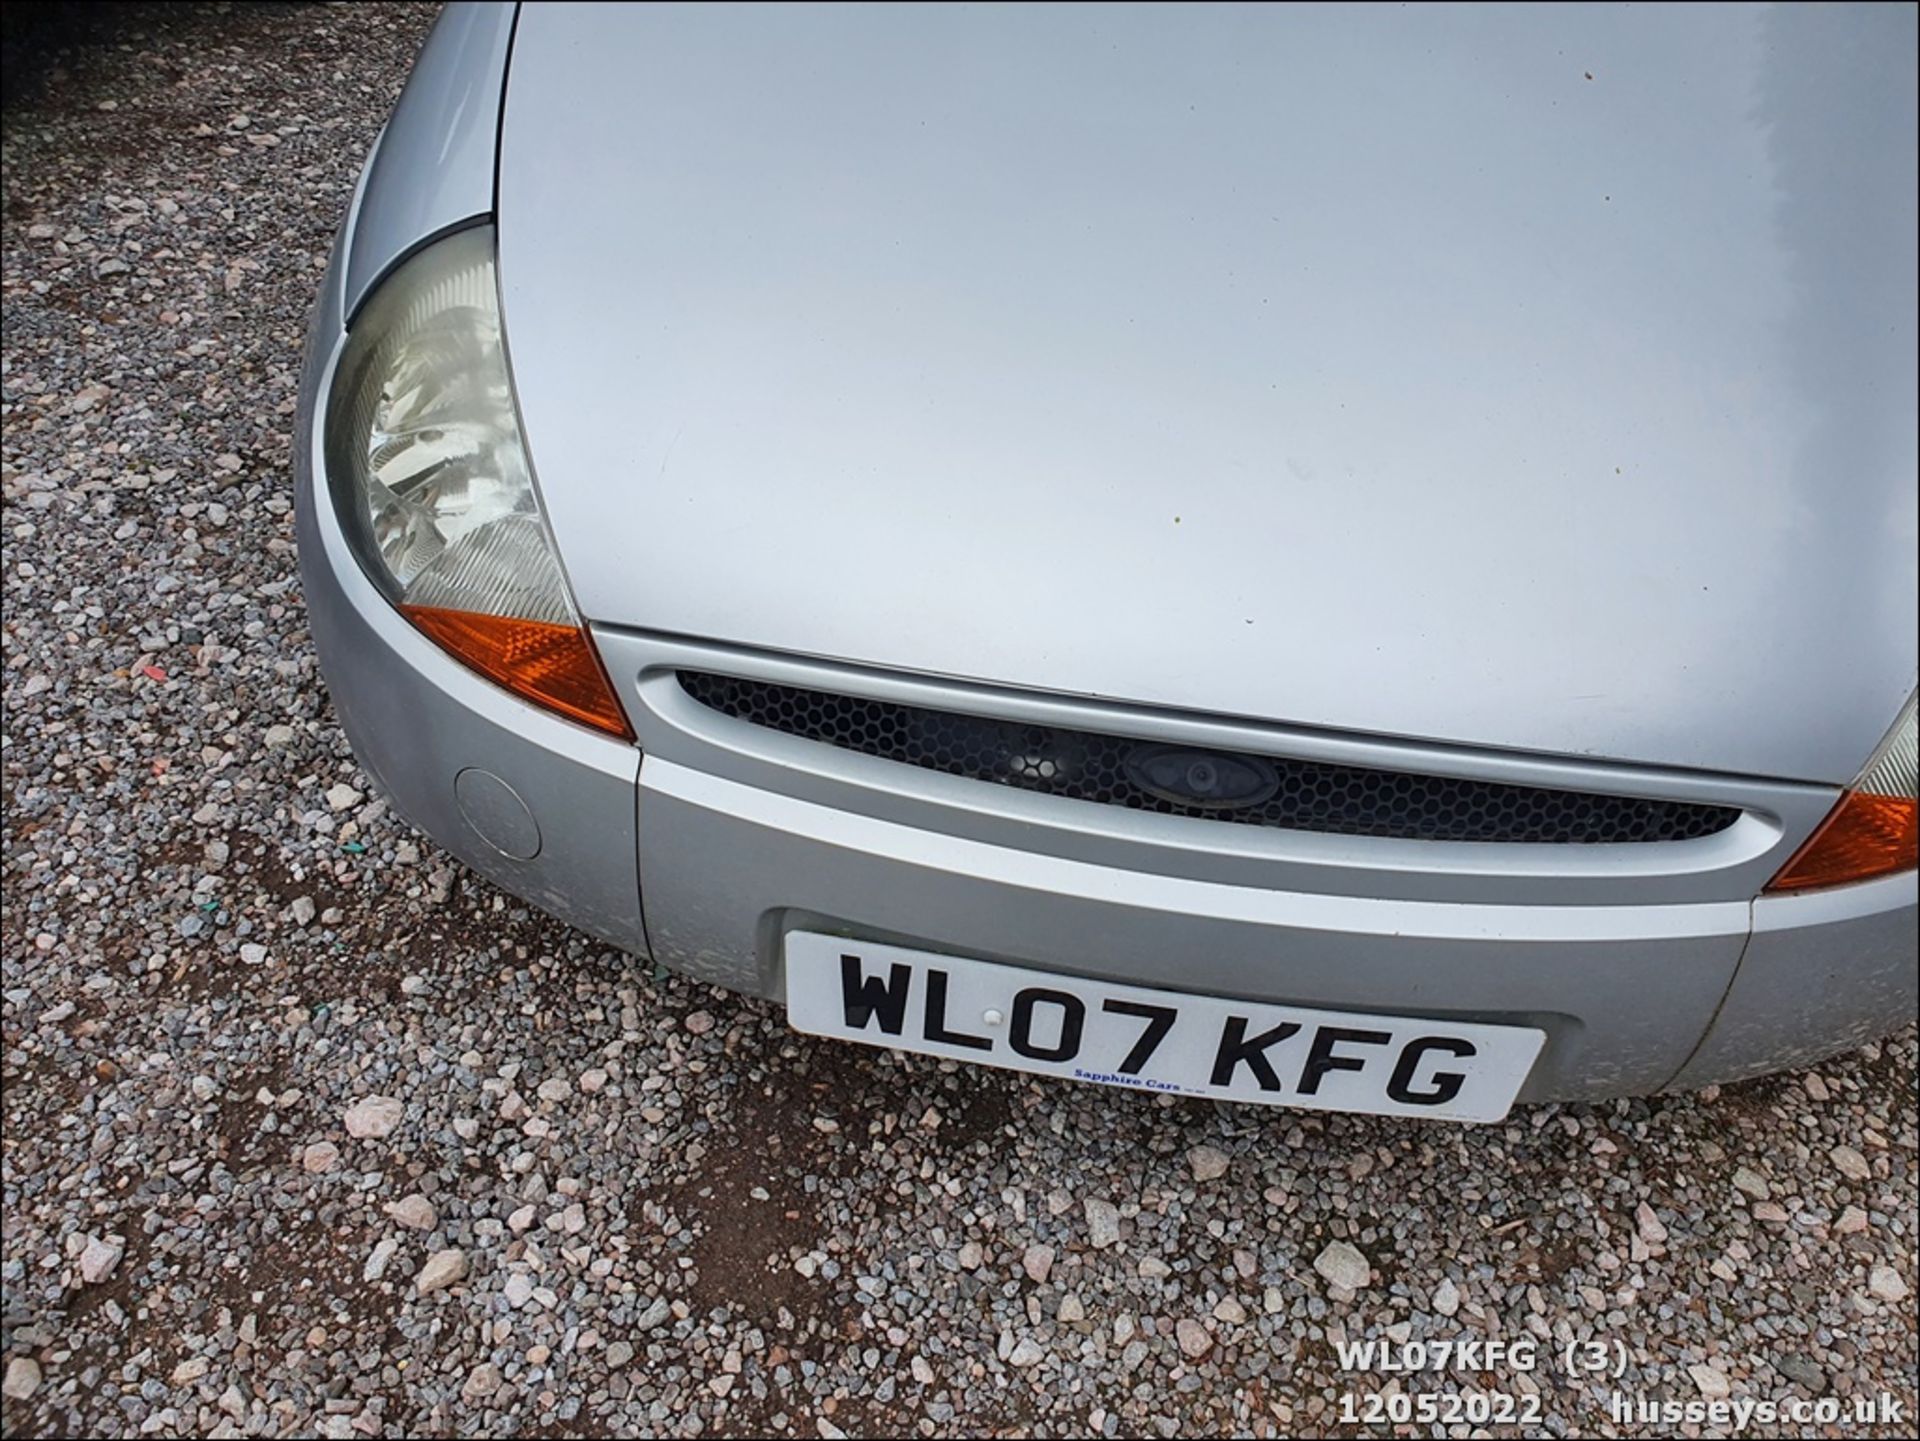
[677,672,1741,844]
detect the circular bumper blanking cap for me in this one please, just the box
[453,767,541,861]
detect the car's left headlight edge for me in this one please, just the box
[322,223,633,741]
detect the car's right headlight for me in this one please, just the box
[324,225,631,739]
[1767,691,1918,892]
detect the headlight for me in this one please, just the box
[325,226,631,738]
[1767,691,1918,892]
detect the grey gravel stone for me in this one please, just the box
[1690,1363,1732,1400]
[1635,1201,1669,1243]
[1831,1145,1873,1182]
[1175,1318,1212,1358]
[1085,1197,1122,1249]
[1312,1240,1370,1292]
[1778,1356,1827,1393]
[342,1095,403,1138]
[415,1248,468,1296]
[1187,1145,1230,1182]
[383,1193,437,1230]
[1007,1337,1045,1368]
[77,1235,123,1285]
[363,1236,400,1282]
[2,1358,41,1402]
[1867,1266,1908,1303]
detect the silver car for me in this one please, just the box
[296,2,1918,1121]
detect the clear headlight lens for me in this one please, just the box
[1767,692,1918,892]
[324,226,631,738]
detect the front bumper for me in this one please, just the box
[618,718,1913,1101]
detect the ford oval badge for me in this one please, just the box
[1125,745,1280,810]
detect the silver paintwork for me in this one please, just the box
[498,2,1918,783]
[294,1,1919,1104]
[344,1,515,322]
[1671,874,1919,1089]
[634,753,1742,1099]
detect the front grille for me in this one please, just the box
[677,672,1742,844]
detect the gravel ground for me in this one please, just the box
[3,5,1916,1438]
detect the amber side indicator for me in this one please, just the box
[402,606,634,741]
[1765,791,1920,893]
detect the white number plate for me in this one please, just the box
[785,933,1545,1123]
